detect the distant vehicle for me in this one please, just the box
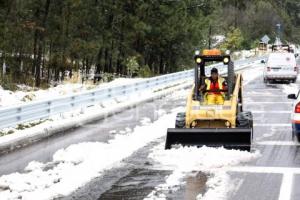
[288,92,300,141]
[258,42,267,51]
[263,52,298,83]
[272,44,292,53]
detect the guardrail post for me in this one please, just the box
[91,92,95,102]
[47,101,51,114]
[17,107,22,121]
[122,85,126,94]
[71,96,75,107]
[108,88,112,98]
[135,83,139,91]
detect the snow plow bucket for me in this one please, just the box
[165,128,252,151]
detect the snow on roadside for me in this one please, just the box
[196,172,243,200]
[0,107,183,200]
[144,145,260,200]
[0,78,142,107]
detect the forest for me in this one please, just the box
[0,0,299,89]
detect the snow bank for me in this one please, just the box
[0,107,182,200]
[145,145,260,200]
[0,78,142,107]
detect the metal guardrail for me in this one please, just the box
[0,56,265,129]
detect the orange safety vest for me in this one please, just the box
[205,77,225,98]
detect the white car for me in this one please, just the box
[288,92,300,141]
[263,52,298,83]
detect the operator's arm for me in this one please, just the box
[199,83,206,91]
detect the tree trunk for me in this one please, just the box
[109,40,114,73]
[159,53,164,74]
[94,47,103,82]
[34,0,51,87]
[104,48,109,72]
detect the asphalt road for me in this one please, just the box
[229,75,299,200]
[1,61,300,200]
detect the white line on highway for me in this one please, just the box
[226,166,300,174]
[246,102,292,104]
[252,111,291,114]
[244,94,286,97]
[255,141,298,146]
[254,124,291,127]
[279,172,293,200]
[245,88,282,91]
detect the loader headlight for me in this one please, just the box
[195,50,200,55]
[225,121,231,127]
[223,57,230,64]
[196,58,202,64]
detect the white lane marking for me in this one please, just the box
[246,102,292,105]
[244,94,286,97]
[225,166,300,174]
[254,124,291,127]
[245,88,282,91]
[279,172,293,200]
[252,111,291,114]
[255,141,299,146]
[149,166,299,175]
[241,66,294,200]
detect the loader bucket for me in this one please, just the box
[165,128,252,151]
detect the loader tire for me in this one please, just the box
[237,111,253,128]
[297,135,300,143]
[175,112,186,128]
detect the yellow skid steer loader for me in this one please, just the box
[165,49,253,151]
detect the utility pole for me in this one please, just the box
[234,0,238,28]
[276,23,282,45]
[208,25,212,49]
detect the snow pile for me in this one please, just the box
[197,171,243,200]
[145,145,260,200]
[0,87,22,106]
[0,110,178,200]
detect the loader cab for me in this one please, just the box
[193,49,233,104]
[185,49,244,129]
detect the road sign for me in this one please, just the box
[261,35,270,44]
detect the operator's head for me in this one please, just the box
[211,68,218,80]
